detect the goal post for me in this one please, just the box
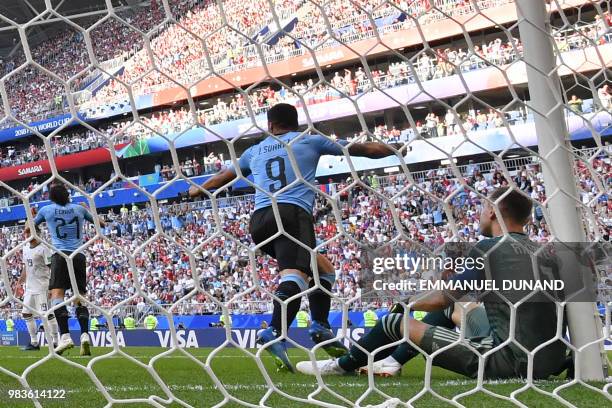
[515,0,606,381]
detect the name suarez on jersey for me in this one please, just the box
[260,143,285,154]
[54,208,75,215]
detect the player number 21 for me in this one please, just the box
[54,217,80,239]
[265,157,288,193]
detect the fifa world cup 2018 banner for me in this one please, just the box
[11,328,370,349]
[0,113,88,143]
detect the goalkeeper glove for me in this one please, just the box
[389,300,409,314]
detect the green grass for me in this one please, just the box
[0,346,609,407]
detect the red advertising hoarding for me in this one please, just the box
[0,146,123,182]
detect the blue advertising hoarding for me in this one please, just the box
[9,328,369,350]
[5,328,612,350]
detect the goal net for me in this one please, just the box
[0,0,609,406]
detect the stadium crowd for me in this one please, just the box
[89,0,611,104]
[0,0,606,128]
[4,73,611,171]
[0,148,609,317]
[0,0,508,122]
[89,0,303,105]
[157,153,225,180]
[8,14,607,171]
[89,19,611,143]
[0,107,509,171]
[0,155,227,213]
[0,0,174,125]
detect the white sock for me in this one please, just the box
[25,317,38,346]
[381,355,401,366]
[61,333,72,342]
[333,360,346,373]
[80,332,90,342]
[48,317,59,344]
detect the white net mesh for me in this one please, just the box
[0,0,610,406]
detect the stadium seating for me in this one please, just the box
[1,148,609,316]
[1,19,609,172]
[0,0,515,124]
[0,0,606,128]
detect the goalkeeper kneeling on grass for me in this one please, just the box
[356,302,488,377]
[298,187,570,380]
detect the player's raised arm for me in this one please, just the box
[312,134,402,160]
[188,168,238,198]
[32,206,45,226]
[189,147,254,198]
[347,142,403,159]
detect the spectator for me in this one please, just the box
[425,112,439,138]
[568,94,583,113]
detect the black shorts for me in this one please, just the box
[49,252,87,294]
[249,204,316,276]
[420,325,510,379]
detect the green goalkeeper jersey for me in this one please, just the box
[468,233,568,377]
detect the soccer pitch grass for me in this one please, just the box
[0,347,609,407]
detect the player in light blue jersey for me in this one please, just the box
[35,199,94,252]
[190,103,402,371]
[33,183,105,356]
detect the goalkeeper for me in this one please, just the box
[297,187,569,379]
[189,103,401,371]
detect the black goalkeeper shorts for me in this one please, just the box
[249,203,316,276]
[49,251,87,294]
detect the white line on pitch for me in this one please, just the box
[14,379,576,395]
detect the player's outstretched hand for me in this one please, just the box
[188,185,204,198]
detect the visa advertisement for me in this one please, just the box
[4,328,369,350]
[3,328,610,350]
